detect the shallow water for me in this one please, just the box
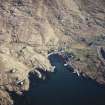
[22,54,105,105]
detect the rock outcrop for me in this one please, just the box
[0,90,13,105]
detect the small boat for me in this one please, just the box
[16,80,24,85]
[73,69,80,76]
[64,63,68,66]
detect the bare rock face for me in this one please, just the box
[0,0,105,104]
[0,90,13,105]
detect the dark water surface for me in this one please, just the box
[101,48,105,60]
[12,54,105,105]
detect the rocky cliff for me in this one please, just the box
[0,0,105,105]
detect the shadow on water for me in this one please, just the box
[10,54,105,105]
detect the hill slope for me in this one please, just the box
[0,0,105,105]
